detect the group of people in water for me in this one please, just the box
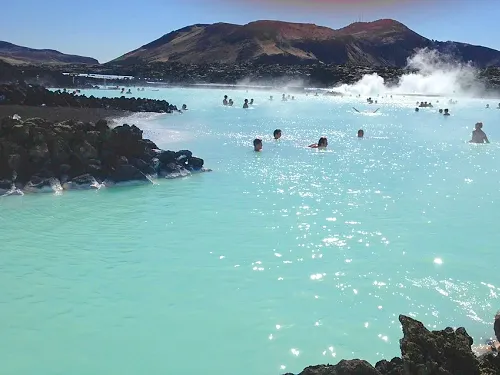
[252,128,366,152]
[223,95,254,108]
[245,94,493,150]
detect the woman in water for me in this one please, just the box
[469,122,490,144]
[357,129,364,138]
[308,137,328,149]
[253,138,263,152]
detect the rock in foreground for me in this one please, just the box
[0,116,208,195]
[286,315,500,375]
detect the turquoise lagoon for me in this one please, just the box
[1,87,500,375]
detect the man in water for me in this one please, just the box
[443,109,451,116]
[358,129,364,138]
[495,312,500,341]
[469,122,489,144]
[489,311,500,352]
[253,138,263,152]
[243,99,249,109]
[223,95,228,106]
[273,129,282,140]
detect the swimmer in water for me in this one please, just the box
[253,138,263,152]
[439,109,443,114]
[443,109,450,116]
[495,311,500,342]
[243,99,249,109]
[415,107,419,112]
[357,129,364,138]
[488,311,500,352]
[282,94,287,102]
[486,104,490,109]
[250,99,254,105]
[228,99,234,107]
[353,107,379,113]
[182,104,188,111]
[269,95,273,101]
[469,122,489,144]
[223,95,228,106]
[308,137,328,149]
[273,129,282,140]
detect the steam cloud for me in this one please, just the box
[335,48,486,97]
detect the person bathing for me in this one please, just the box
[253,138,263,152]
[469,122,489,144]
[308,137,328,149]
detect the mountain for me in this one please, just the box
[0,41,99,65]
[111,19,500,67]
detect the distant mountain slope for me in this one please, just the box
[111,19,500,68]
[0,41,99,65]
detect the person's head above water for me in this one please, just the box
[475,122,483,130]
[273,129,282,140]
[357,129,364,138]
[253,138,263,152]
[415,107,419,112]
[318,137,328,148]
[495,311,500,341]
[439,109,443,113]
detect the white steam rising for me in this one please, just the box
[335,48,486,97]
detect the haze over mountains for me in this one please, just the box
[112,19,500,67]
[2,19,500,68]
[0,41,98,65]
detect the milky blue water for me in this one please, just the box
[2,87,500,375]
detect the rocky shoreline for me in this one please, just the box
[285,315,500,375]
[0,83,181,113]
[3,59,500,93]
[0,116,208,196]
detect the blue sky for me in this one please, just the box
[1,0,497,63]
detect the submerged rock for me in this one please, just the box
[287,315,500,375]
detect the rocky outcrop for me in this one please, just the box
[0,117,208,195]
[286,315,500,375]
[0,83,180,113]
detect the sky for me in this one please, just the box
[1,0,498,63]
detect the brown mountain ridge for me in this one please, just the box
[111,19,500,67]
[0,41,99,65]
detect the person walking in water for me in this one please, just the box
[469,122,489,144]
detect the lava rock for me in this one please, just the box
[0,116,206,193]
